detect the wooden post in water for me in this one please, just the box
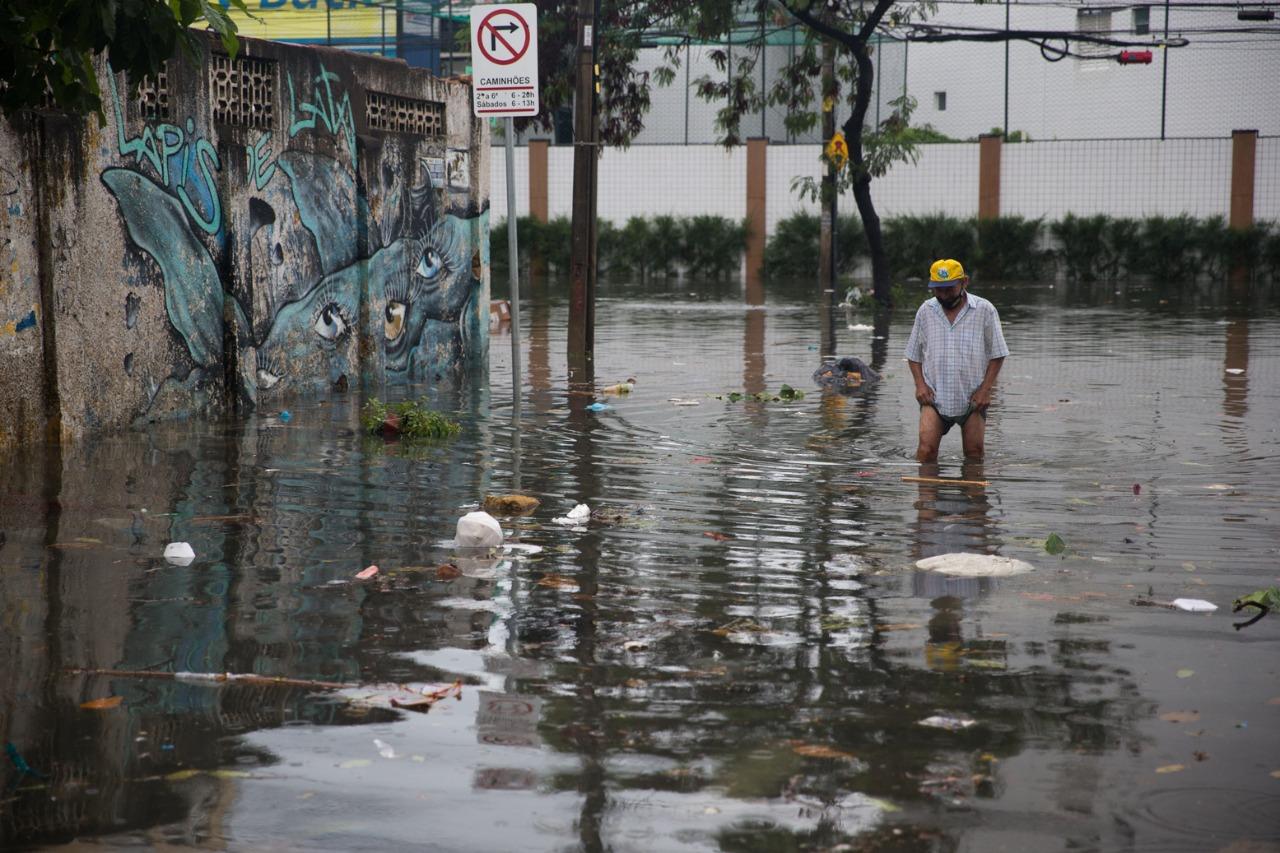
[568,0,597,383]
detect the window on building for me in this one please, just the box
[1076,9,1113,61]
[1133,6,1151,34]
[934,91,947,111]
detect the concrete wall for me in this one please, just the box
[489,136,1271,232]
[0,33,490,449]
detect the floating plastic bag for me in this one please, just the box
[455,511,503,549]
[553,504,591,526]
[915,553,1035,577]
[1171,598,1217,612]
[163,542,195,566]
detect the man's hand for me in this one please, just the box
[915,383,936,406]
[970,385,993,412]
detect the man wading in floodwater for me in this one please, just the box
[905,259,1009,462]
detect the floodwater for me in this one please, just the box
[2,276,1279,852]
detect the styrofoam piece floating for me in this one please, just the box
[163,542,195,566]
[455,511,503,549]
[915,553,1035,577]
[553,503,591,526]
[1172,598,1217,612]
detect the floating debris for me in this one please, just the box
[915,553,1034,577]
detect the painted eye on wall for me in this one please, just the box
[384,301,406,341]
[415,247,444,281]
[314,303,349,341]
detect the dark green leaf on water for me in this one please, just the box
[778,384,804,401]
[361,399,460,440]
[1044,533,1066,555]
[727,392,743,402]
[1233,586,1280,613]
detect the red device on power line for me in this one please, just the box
[1118,50,1154,64]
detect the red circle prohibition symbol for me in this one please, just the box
[477,9,531,66]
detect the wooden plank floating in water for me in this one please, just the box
[901,475,991,487]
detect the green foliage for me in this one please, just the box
[493,213,747,280]
[974,215,1048,280]
[1050,214,1112,281]
[883,214,977,280]
[717,385,806,403]
[1233,587,1280,613]
[0,0,249,119]
[361,398,461,440]
[761,213,865,280]
[1044,532,1066,555]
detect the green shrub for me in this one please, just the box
[974,215,1047,280]
[361,398,461,439]
[612,216,653,278]
[682,215,749,279]
[762,213,865,280]
[1103,217,1143,279]
[1050,213,1110,281]
[883,213,976,279]
[648,215,684,278]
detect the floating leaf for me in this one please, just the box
[209,769,252,778]
[1158,710,1201,723]
[1044,533,1066,555]
[792,743,856,761]
[1233,586,1280,613]
[355,565,379,580]
[1176,669,1195,679]
[482,494,540,515]
[702,531,732,542]
[435,563,462,580]
[1155,764,1185,774]
[79,696,123,710]
[165,769,201,781]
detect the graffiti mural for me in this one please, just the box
[99,56,486,420]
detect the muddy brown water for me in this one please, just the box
[1,278,1278,851]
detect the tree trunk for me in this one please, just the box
[844,36,891,307]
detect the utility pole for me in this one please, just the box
[568,0,597,382]
[818,36,837,294]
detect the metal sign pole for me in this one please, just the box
[505,116,521,416]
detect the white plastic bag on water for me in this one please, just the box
[163,542,195,566]
[915,553,1034,577]
[455,511,503,549]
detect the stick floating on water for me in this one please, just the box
[901,475,991,487]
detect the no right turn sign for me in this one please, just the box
[470,3,540,117]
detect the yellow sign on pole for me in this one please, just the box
[825,130,849,172]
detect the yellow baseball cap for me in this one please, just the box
[929,259,966,286]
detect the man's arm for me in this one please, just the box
[908,360,934,405]
[970,357,1005,412]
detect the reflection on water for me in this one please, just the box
[2,277,1279,851]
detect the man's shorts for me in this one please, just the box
[925,403,986,435]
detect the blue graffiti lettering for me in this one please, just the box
[292,0,317,7]
[247,131,278,190]
[107,69,223,234]
[287,65,357,165]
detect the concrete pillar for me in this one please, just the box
[1229,129,1257,230]
[978,134,1002,220]
[528,138,549,277]
[745,137,768,290]
[528,138,549,223]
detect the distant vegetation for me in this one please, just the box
[491,212,1280,285]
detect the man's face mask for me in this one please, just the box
[935,283,965,310]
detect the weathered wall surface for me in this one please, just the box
[0,33,489,449]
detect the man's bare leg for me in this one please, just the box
[917,406,944,463]
[961,410,987,461]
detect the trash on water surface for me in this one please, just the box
[915,553,1035,577]
[456,511,503,548]
[1044,532,1067,555]
[586,402,611,412]
[553,503,591,526]
[278,410,292,423]
[602,378,636,394]
[1225,368,1244,375]
[163,542,195,565]
[373,738,397,759]
[80,696,124,711]
[1171,598,1217,612]
[355,565,379,580]
[918,715,976,731]
[482,494,540,515]
[668,398,701,406]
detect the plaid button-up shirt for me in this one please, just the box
[904,293,1009,417]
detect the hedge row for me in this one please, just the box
[492,213,1280,283]
[492,215,748,280]
[763,213,1280,282]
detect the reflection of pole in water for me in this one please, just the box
[744,289,766,398]
[1222,316,1249,439]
